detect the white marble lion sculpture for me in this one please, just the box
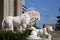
[28,25,53,40]
[2,10,40,31]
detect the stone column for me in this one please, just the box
[4,0,14,18]
[9,0,14,16]
[17,0,23,16]
[4,0,9,18]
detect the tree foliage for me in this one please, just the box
[55,8,60,31]
[0,29,31,40]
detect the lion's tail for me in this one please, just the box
[2,18,5,30]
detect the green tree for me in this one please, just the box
[0,29,31,40]
[55,8,60,31]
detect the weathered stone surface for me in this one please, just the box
[52,31,60,40]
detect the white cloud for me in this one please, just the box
[41,8,48,11]
[41,8,46,10]
[29,7,35,10]
[27,7,36,11]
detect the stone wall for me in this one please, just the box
[52,31,60,40]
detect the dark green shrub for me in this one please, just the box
[0,29,31,40]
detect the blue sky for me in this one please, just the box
[24,0,60,28]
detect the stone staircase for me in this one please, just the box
[52,31,60,40]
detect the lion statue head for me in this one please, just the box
[25,10,40,25]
